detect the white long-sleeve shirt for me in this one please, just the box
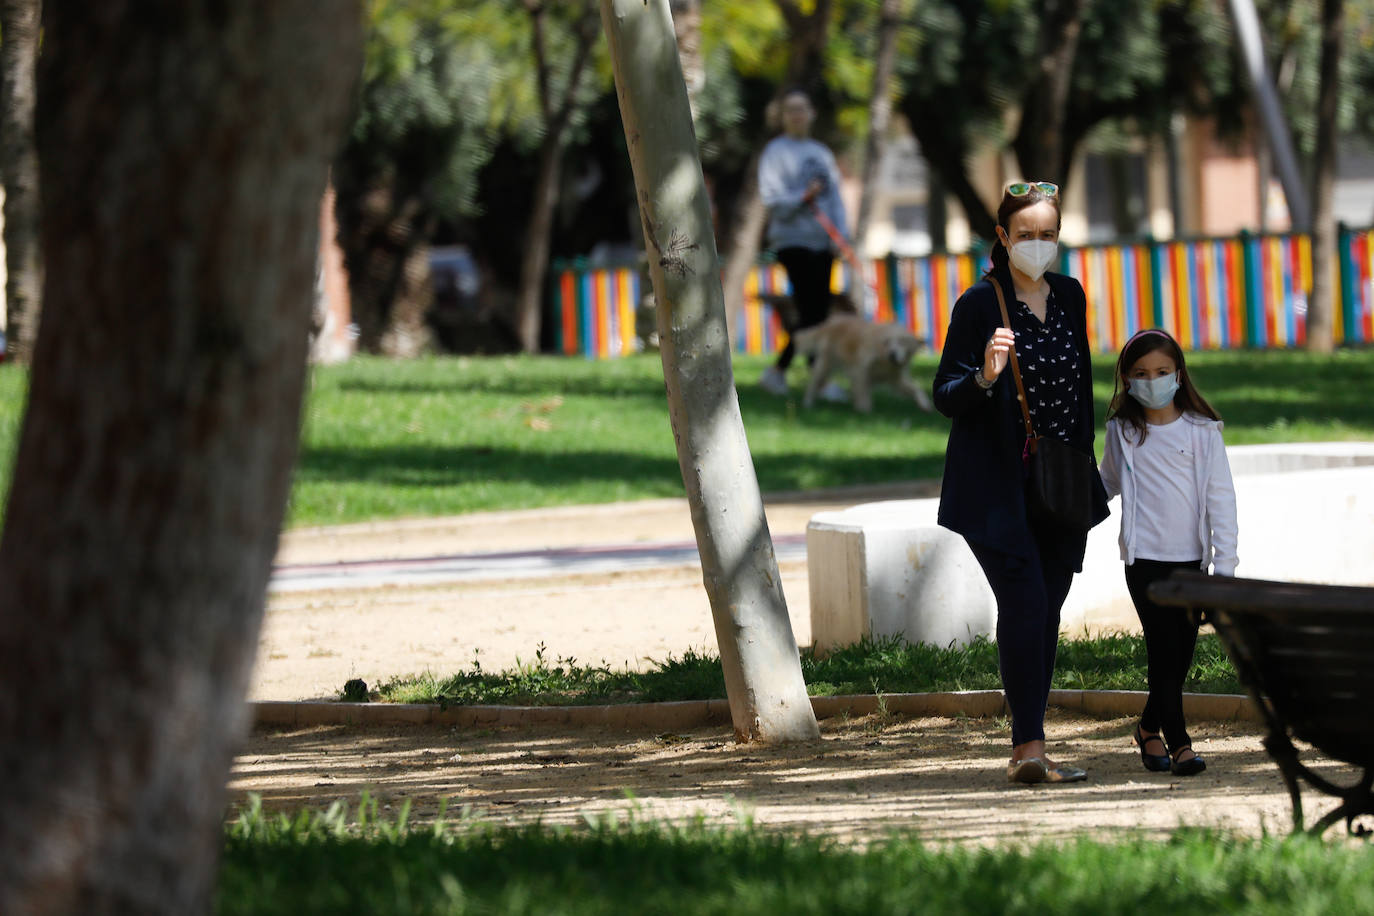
[1099,412,1239,576]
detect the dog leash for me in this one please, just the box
[808,199,878,311]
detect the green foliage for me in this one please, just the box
[1252,0,1374,161]
[219,813,1374,915]
[894,0,1374,231]
[348,0,501,218]
[371,632,1240,705]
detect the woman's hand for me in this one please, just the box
[983,328,1015,380]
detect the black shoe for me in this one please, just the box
[1135,725,1171,772]
[1170,746,1207,777]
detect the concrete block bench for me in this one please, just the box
[805,500,995,653]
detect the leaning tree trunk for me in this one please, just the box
[0,3,361,914]
[1306,0,1343,354]
[600,0,819,743]
[0,0,42,362]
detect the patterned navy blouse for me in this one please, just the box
[1009,288,1082,443]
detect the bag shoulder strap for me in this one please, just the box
[990,278,1038,444]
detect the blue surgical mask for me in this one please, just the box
[1128,373,1180,410]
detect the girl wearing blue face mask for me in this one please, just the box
[1100,328,1238,777]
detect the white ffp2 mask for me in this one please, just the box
[1009,239,1058,281]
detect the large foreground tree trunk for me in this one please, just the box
[0,0,42,362]
[1306,0,1342,354]
[0,3,361,914]
[600,0,819,743]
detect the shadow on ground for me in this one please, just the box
[228,709,1363,845]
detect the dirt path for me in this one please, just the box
[229,709,1360,845]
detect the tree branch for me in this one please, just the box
[527,0,553,122]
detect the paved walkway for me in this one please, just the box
[254,482,935,701]
[271,534,809,592]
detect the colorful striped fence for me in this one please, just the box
[550,226,1374,358]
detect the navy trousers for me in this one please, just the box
[968,535,1075,748]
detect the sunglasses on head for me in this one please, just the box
[1006,181,1059,198]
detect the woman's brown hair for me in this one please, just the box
[984,183,1062,277]
[1107,329,1221,443]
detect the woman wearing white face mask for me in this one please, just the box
[1100,328,1237,777]
[933,181,1109,785]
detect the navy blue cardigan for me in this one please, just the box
[931,269,1109,572]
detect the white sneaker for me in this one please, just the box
[759,366,790,396]
[819,381,849,403]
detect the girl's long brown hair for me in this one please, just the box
[1107,329,1221,443]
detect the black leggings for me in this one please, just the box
[967,537,1075,748]
[774,246,834,370]
[1125,558,1203,752]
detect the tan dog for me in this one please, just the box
[790,314,934,413]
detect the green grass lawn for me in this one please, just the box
[219,799,1374,915]
[3,347,1373,527]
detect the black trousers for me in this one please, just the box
[967,535,1075,748]
[774,246,834,370]
[1125,558,1203,752]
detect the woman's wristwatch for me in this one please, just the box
[973,366,995,390]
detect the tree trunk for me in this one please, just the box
[599,0,819,744]
[1306,0,1342,354]
[0,0,42,362]
[0,3,361,913]
[516,135,565,353]
[720,164,767,335]
[336,182,436,357]
[340,183,436,357]
[514,0,599,354]
[1012,0,1085,185]
[853,0,901,250]
[669,0,703,119]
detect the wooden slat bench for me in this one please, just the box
[1150,571,1374,836]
